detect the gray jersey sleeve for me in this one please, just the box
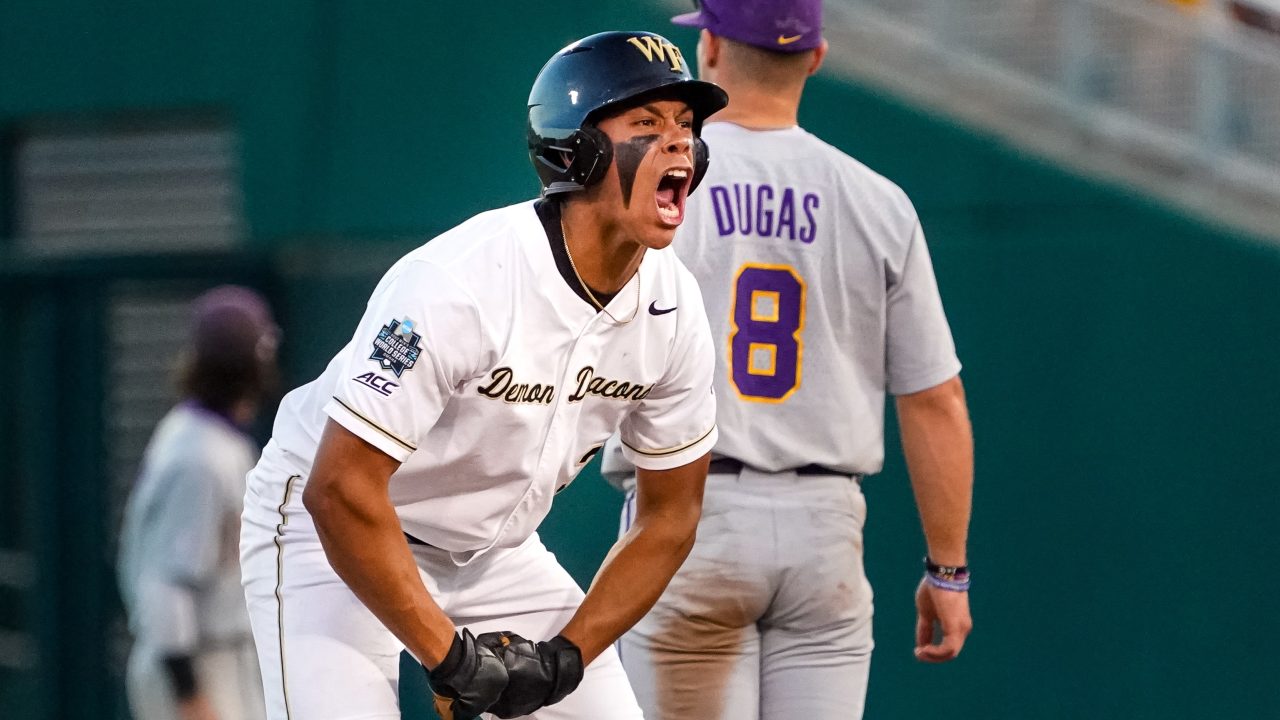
[157,456,226,584]
[599,433,635,492]
[129,455,232,653]
[885,222,962,395]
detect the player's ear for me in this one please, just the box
[698,29,720,72]
[808,40,828,77]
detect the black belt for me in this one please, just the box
[404,532,430,547]
[707,457,858,479]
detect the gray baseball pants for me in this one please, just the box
[619,468,874,719]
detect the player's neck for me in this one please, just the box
[704,83,801,130]
[231,399,258,427]
[560,202,645,295]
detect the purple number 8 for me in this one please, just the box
[729,264,805,402]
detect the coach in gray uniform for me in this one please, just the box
[604,1,975,718]
[119,287,279,720]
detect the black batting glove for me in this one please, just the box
[476,632,585,718]
[537,635,584,706]
[476,632,546,718]
[426,629,509,720]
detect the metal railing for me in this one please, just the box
[826,0,1280,235]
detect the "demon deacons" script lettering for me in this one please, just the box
[476,367,555,405]
[567,366,653,403]
[473,365,656,405]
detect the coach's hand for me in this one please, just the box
[914,578,973,663]
[476,632,584,718]
[426,629,509,720]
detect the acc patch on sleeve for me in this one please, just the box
[369,318,423,377]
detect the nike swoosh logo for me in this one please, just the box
[777,34,803,45]
[648,301,677,316]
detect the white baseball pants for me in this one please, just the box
[240,456,642,720]
[619,468,875,720]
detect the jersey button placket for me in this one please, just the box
[542,322,603,495]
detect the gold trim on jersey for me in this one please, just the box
[747,342,777,376]
[727,263,807,404]
[622,423,716,458]
[274,474,301,720]
[331,396,417,453]
[749,290,781,323]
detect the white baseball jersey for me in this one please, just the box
[255,200,717,563]
[118,402,259,652]
[678,122,960,475]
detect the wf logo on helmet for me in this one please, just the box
[627,36,685,73]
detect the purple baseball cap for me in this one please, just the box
[672,0,823,53]
[190,285,279,365]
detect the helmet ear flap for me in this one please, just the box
[690,136,711,193]
[548,128,708,194]
[568,126,613,188]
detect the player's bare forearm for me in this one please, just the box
[898,376,974,662]
[896,375,973,566]
[558,452,709,665]
[303,419,457,668]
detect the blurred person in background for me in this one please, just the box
[118,286,280,720]
[604,1,974,718]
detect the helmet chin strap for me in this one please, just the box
[612,135,660,209]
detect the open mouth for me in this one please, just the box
[655,167,691,225]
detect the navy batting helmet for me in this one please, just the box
[527,31,728,197]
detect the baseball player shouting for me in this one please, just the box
[239,31,727,720]
[604,2,976,718]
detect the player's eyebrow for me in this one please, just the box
[637,103,694,119]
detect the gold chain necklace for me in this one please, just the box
[560,217,640,325]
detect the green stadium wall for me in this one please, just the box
[2,2,1278,718]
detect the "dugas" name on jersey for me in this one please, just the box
[708,183,820,243]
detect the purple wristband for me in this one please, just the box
[924,572,971,592]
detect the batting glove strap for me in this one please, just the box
[426,629,509,720]
[538,635,584,706]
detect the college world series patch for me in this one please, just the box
[369,318,422,377]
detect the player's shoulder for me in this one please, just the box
[801,129,917,219]
[670,250,704,301]
[376,201,540,296]
[398,201,539,270]
[147,404,257,479]
[178,404,255,451]
[645,243,700,290]
[704,122,917,224]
